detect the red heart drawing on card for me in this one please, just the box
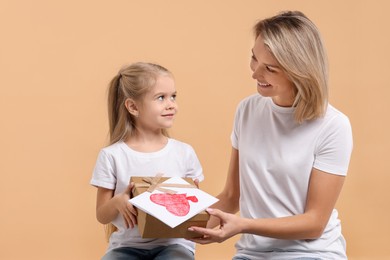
[150,193,198,216]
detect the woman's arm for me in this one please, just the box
[242,168,345,239]
[190,168,345,243]
[96,183,138,228]
[206,147,240,228]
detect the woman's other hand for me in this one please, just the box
[188,208,244,244]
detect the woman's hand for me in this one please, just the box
[188,208,244,244]
[113,182,138,229]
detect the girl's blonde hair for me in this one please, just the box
[108,62,172,144]
[104,62,172,241]
[254,11,329,123]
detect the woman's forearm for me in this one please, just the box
[240,213,326,240]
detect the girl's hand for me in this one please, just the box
[188,208,243,244]
[114,182,138,229]
[194,178,199,188]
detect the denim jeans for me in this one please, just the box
[232,257,251,260]
[102,244,194,260]
[232,257,320,260]
[292,258,321,260]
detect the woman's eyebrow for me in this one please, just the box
[251,49,280,68]
[264,63,280,69]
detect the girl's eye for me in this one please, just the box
[171,95,176,101]
[157,96,164,101]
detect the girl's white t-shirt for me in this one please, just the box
[90,138,204,253]
[231,94,353,259]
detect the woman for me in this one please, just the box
[189,11,353,260]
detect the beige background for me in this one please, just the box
[1,0,389,259]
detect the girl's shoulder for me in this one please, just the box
[167,138,196,154]
[99,141,126,155]
[168,138,193,149]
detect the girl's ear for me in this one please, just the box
[125,98,139,117]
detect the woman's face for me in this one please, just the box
[250,34,295,107]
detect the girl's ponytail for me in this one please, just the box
[107,73,132,144]
[107,74,121,144]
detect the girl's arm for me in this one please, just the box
[206,147,241,229]
[96,183,138,229]
[190,167,345,243]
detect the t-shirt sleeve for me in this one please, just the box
[231,100,244,150]
[313,114,353,176]
[90,150,117,190]
[185,145,204,182]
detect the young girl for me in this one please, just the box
[90,62,203,260]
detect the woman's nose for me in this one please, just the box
[252,66,261,79]
[251,70,257,79]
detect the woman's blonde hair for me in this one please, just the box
[104,62,172,241]
[254,11,329,123]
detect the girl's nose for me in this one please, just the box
[166,100,176,109]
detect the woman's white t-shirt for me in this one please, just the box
[90,138,204,253]
[231,94,353,259]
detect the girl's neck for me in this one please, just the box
[125,131,168,153]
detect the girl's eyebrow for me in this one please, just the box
[153,91,177,97]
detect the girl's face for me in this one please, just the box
[136,75,178,132]
[250,35,296,107]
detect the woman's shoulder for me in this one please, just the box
[314,104,352,138]
[325,104,351,126]
[238,93,267,107]
[240,93,261,103]
[235,94,269,115]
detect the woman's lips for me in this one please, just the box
[257,81,271,87]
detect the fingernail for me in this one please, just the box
[188,227,194,231]
[206,208,213,213]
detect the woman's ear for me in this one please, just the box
[125,98,139,117]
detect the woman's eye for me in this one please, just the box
[266,66,275,73]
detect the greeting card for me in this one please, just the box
[129,177,218,228]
